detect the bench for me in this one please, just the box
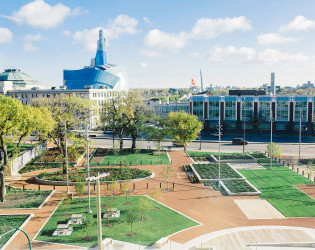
[102,238,113,247]
[155,237,168,248]
[53,227,73,236]
[103,210,120,218]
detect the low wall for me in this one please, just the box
[10,142,47,175]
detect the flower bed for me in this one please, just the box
[37,167,152,183]
[192,163,242,180]
[34,147,85,163]
[212,153,253,160]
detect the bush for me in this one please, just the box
[248,151,267,159]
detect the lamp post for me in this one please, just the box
[199,132,202,150]
[86,123,92,213]
[65,121,70,194]
[243,98,246,153]
[218,101,221,188]
[299,108,302,164]
[270,102,273,170]
[86,172,109,250]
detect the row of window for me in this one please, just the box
[10,93,86,99]
[92,92,118,98]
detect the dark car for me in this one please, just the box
[232,138,248,145]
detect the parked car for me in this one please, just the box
[211,132,224,137]
[232,138,248,145]
[103,129,114,134]
[30,131,39,136]
[75,132,84,138]
[172,141,189,147]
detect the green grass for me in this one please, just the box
[90,149,170,166]
[193,163,241,179]
[239,166,315,217]
[0,189,52,209]
[36,196,198,247]
[0,215,30,248]
[7,143,33,155]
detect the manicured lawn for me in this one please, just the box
[35,196,199,247]
[0,188,52,209]
[0,215,30,248]
[193,163,242,179]
[187,151,259,161]
[90,149,170,166]
[212,153,253,160]
[239,166,315,217]
[7,143,33,155]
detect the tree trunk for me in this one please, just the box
[62,160,67,174]
[131,135,137,149]
[130,223,133,234]
[119,131,123,150]
[0,168,5,202]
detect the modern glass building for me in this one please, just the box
[63,30,126,90]
[190,95,314,135]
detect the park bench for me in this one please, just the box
[155,237,168,248]
[53,224,73,236]
[103,209,120,218]
[68,214,83,225]
[102,238,113,247]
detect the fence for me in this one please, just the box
[10,142,47,175]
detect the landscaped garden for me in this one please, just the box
[90,148,170,166]
[0,215,30,248]
[187,151,262,162]
[223,179,256,193]
[7,143,33,155]
[240,166,315,217]
[37,167,152,183]
[0,186,53,209]
[193,163,242,179]
[19,147,86,174]
[35,196,199,247]
[212,153,253,160]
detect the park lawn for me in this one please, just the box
[0,215,30,248]
[35,196,199,247]
[0,189,52,209]
[240,168,315,217]
[90,149,170,166]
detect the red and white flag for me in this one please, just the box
[191,78,195,86]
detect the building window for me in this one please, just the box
[295,101,307,108]
[22,94,24,98]
[209,109,219,118]
[225,110,236,119]
[25,94,28,98]
[277,101,288,108]
[193,101,203,107]
[276,109,288,119]
[208,101,219,107]
[242,101,253,108]
[295,110,307,119]
[225,101,236,108]
[193,109,203,117]
[259,101,270,108]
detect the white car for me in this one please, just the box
[211,132,223,137]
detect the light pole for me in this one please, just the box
[86,123,92,213]
[243,98,246,153]
[86,172,109,250]
[218,101,221,188]
[270,102,273,170]
[299,108,302,163]
[65,121,70,194]
[199,132,202,150]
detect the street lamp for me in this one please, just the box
[299,108,302,163]
[64,121,70,194]
[218,101,221,188]
[243,98,246,153]
[86,172,109,250]
[86,123,92,213]
[199,132,202,150]
[270,102,273,170]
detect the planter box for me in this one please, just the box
[219,180,261,196]
[210,154,257,163]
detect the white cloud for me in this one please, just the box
[71,7,88,16]
[140,49,162,58]
[24,34,42,42]
[9,0,82,29]
[258,33,298,45]
[143,16,252,53]
[62,30,71,36]
[143,29,188,51]
[190,16,252,39]
[143,17,151,24]
[204,45,255,61]
[247,49,309,64]
[188,52,200,57]
[73,15,139,51]
[24,43,38,51]
[139,62,148,68]
[280,16,315,32]
[0,28,12,43]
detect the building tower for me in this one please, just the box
[95,30,107,66]
[270,72,275,95]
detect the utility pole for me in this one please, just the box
[218,100,221,188]
[299,108,302,163]
[65,121,69,194]
[270,101,273,170]
[243,98,246,153]
[86,123,92,213]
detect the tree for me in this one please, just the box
[266,142,282,159]
[144,118,169,153]
[61,192,72,216]
[74,182,85,202]
[121,181,130,205]
[125,206,138,236]
[109,179,118,199]
[125,104,155,149]
[150,185,163,210]
[32,94,95,174]
[101,91,142,149]
[81,215,94,240]
[0,96,54,201]
[166,111,203,151]
[138,198,152,221]
[102,197,113,227]
[159,165,174,191]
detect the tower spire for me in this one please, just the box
[95,30,107,66]
[200,69,204,91]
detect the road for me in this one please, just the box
[86,132,315,158]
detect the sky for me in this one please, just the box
[1,0,315,89]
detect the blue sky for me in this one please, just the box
[1,0,315,89]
